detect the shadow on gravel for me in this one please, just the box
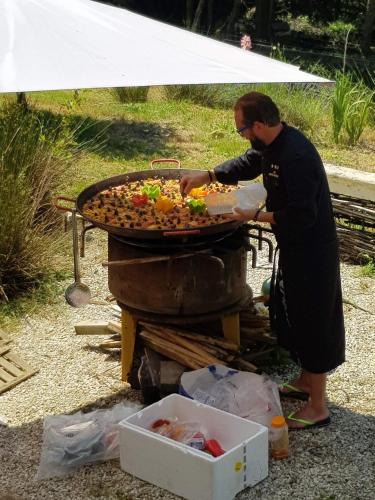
[1,392,374,500]
[81,344,120,363]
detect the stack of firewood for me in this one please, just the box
[137,305,274,372]
[92,301,276,372]
[139,323,238,370]
[331,193,375,262]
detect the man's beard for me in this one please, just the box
[250,137,266,151]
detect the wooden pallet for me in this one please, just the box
[0,351,38,395]
[0,328,11,345]
[0,343,11,356]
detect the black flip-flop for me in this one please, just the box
[279,383,309,401]
[287,411,331,431]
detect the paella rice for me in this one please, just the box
[82,178,237,231]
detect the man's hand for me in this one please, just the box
[180,171,210,197]
[223,207,257,221]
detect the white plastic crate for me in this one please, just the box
[119,394,268,500]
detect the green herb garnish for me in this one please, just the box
[187,198,206,214]
[141,184,161,200]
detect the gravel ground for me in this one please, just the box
[0,231,374,500]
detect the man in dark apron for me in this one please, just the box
[180,92,345,429]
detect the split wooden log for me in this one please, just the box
[240,327,276,344]
[236,358,257,372]
[143,325,224,366]
[139,330,204,370]
[139,323,239,352]
[99,340,121,349]
[141,326,224,366]
[108,320,122,334]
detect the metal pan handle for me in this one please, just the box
[150,158,181,169]
[162,229,201,237]
[53,196,76,213]
[102,253,196,267]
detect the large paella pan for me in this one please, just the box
[55,159,241,240]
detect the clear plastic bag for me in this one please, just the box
[234,183,267,211]
[180,365,282,429]
[150,417,206,450]
[36,401,142,479]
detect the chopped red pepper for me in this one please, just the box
[151,419,170,429]
[204,439,225,457]
[131,194,148,206]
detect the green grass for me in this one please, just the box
[0,269,70,331]
[359,257,375,278]
[26,87,375,182]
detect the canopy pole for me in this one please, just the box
[16,92,28,110]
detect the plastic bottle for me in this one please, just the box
[270,416,289,460]
[138,355,160,405]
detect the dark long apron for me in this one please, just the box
[269,240,345,374]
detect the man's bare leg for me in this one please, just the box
[287,371,330,428]
[280,368,310,394]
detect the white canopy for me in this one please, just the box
[0,0,331,93]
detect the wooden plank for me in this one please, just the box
[0,343,11,356]
[0,352,38,395]
[75,320,111,335]
[108,320,121,334]
[0,367,14,383]
[222,313,240,347]
[0,356,24,376]
[121,310,137,382]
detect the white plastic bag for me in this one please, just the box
[234,183,267,211]
[180,365,282,429]
[205,183,266,215]
[36,401,142,479]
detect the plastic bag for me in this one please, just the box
[36,401,142,479]
[150,418,206,450]
[234,183,267,211]
[205,183,266,215]
[180,365,282,429]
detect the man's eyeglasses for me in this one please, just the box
[236,123,253,135]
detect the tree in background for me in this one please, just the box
[361,0,375,52]
[99,0,374,50]
[255,0,274,41]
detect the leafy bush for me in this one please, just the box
[324,21,354,45]
[0,101,77,300]
[359,255,375,278]
[283,14,324,37]
[112,87,149,103]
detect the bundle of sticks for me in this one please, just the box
[98,303,275,372]
[137,306,274,372]
[139,322,238,370]
[331,193,375,262]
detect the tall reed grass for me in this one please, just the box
[0,101,78,300]
[332,72,374,145]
